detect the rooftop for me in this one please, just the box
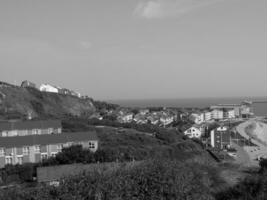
[0,120,62,131]
[0,131,98,148]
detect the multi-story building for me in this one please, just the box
[0,131,98,168]
[223,108,235,119]
[210,126,231,149]
[203,110,212,121]
[211,109,224,120]
[0,120,62,137]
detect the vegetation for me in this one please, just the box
[0,159,222,200]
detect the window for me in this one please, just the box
[89,142,95,149]
[17,156,23,165]
[34,145,40,153]
[23,146,30,155]
[2,131,7,137]
[41,153,48,160]
[0,148,5,156]
[5,157,12,165]
[32,129,38,135]
[56,144,63,152]
[48,128,53,134]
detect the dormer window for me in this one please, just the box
[34,145,40,153]
[23,146,30,155]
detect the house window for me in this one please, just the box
[23,146,30,155]
[48,128,53,134]
[41,153,48,160]
[0,148,5,157]
[17,156,23,165]
[5,157,13,165]
[2,131,7,137]
[51,152,57,157]
[56,144,63,152]
[36,129,41,135]
[34,145,40,153]
[32,129,38,135]
[89,142,95,149]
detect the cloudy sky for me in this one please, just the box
[1,0,267,100]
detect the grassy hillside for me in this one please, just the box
[0,86,96,119]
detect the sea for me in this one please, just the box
[109,97,267,117]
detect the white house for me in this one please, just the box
[39,84,59,93]
[211,109,224,120]
[190,113,205,124]
[118,113,133,123]
[159,116,174,126]
[184,125,203,138]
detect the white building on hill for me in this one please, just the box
[39,84,59,93]
[184,125,203,138]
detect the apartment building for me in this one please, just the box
[210,126,231,149]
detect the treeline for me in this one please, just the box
[0,159,222,200]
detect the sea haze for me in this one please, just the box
[109,97,267,117]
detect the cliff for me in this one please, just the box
[0,84,96,119]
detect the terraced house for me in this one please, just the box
[0,120,98,168]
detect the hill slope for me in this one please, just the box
[0,85,96,119]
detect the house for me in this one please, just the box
[147,114,159,125]
[58,88,72,95]
[21,80,36,89]
[139,109,149,115]
[0,120,62,137]
[189,112,205,124]
[0,131,98,168]
[211,109,224,120]
[70,90,81,98]
[210,126,231,149]
[133,114,147,124]
[39,84,59,93]
[117,113,133,123]
[159,115,174,126]
[184,125,204,138]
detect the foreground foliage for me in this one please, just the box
[0,159,221,200]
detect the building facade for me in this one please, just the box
[184,126,202,138]
[0,120,62,137]
[21,80,36,89]
[211,109,224,120]
[0,131,98,168]
[39,84,59,93]
[210,126,231,149]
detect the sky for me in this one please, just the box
[1,0,267,100]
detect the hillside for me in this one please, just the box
[0,85,97,119]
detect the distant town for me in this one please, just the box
[0,79,266,199]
